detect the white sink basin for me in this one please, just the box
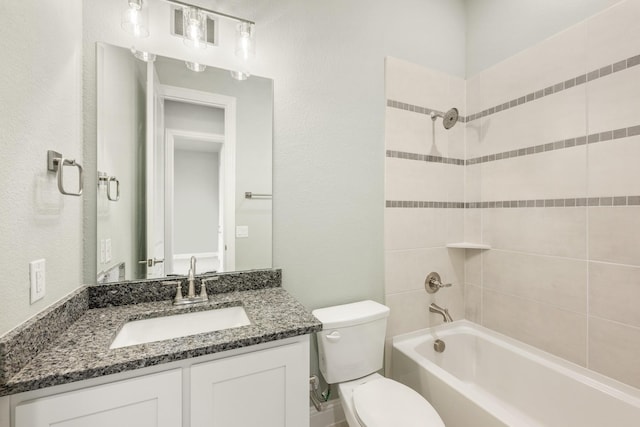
[110,306,250,349]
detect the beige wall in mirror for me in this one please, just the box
[96,44,273,283]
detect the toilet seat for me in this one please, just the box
[352,378,445,427]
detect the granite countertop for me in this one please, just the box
[0,271,321,396]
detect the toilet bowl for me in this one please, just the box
[338,373,445,427]
[312,300,445,427]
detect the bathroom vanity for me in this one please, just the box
[0,269,321,427]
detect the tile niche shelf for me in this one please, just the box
[445,242,491,250]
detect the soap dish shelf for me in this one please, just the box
[446,242,491,250]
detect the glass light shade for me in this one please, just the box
[183,7,207,49]
[235,22,255,60]
[185,61,207,72]
[121,0,149,38]
[230,70,250,81]
[130,47,156,62]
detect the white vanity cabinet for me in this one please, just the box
[7,336,310,427]
[14,370,182,427]
[191,338,309,426]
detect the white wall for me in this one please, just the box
[0,0,83,336]
[465,0,621,76]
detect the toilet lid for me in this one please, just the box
[352,378,445,427]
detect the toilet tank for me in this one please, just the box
[312,300,390,384]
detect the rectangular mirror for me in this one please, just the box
[96,43,272,283]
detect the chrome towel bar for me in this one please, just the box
[245,192,272,199]
[47,150,83,196]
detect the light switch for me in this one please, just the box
[100,239,106,264]
[105,238,112,263]
[236,226,249,238]
[29,259,46,304]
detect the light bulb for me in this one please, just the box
[121,0,149,38]
[183,7,207,49]
[235,22,255,60]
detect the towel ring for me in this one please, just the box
[47,150,83,197]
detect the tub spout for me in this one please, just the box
[429,303,453,323]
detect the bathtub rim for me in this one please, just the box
[392,319,640,407]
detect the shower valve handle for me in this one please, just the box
[425,272,452,294]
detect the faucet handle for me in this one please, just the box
[166,280,183,303]
[425,272,452,294]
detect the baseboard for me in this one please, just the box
[310,399,348,427]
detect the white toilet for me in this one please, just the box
[313,300,445,427]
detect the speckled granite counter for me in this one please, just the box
[0,270,321,396]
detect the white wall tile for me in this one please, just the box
[463,208,482,243]
[385,208,450,251]
[464,284,482,323]
[588,136,640,196]
[587,66,640,134]
[464,251,482,286]
[483,250,587,313]
[385,107,431,153]
[384,247,464,295]
[586,0,640,70]
[472,21,587,113]
[478,87,586,157]
[385,158,460,202]
[482,208,587,258]
[589,207,640,266]
[385,290,432,337]
[589,317,640,389]
[590,261,640,327]
[483,290,587,366]
[481,146,587,201]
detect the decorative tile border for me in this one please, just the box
[465,53,640,122]
[466,124,640,165]
[386,100,467,123]
[386,150,464,165]
[387,53,640,123]
[386,196,640,209]
[386,200,465,208]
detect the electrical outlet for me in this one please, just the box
[105,238,112,263]
[29,259,46,304]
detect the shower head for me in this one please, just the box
[430,107,459,130]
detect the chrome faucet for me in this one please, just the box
[187,256,197,298]
[429,303,453,323]
[173,256,209,306]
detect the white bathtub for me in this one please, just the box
[392,320,640,427]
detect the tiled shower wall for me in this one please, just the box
[464,0,640,388]
[385,0,640,389]
[383,57,466,372]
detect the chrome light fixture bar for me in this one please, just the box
[163,0,254,26]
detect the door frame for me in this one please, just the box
[165,129,224,274]
[158,85,237,273]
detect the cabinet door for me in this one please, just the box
[15,369,182,427]
[191,338,309,427]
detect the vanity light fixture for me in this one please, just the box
[121,0,149,38]
[121,0,256,79]
[185,61,206,72]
